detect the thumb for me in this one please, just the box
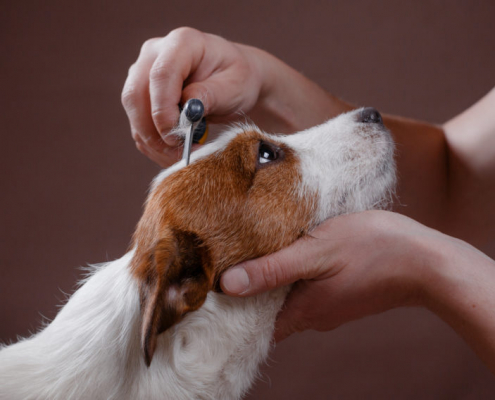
[182,82,214,117]
[183,71,256,122]
[220,237,315,297]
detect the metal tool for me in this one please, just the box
[181,99,207,165]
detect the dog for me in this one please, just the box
[0,107,395,400]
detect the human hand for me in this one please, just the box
[121,27,266,167]
[220,210,459,341]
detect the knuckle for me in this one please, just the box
[140,37,161,54]
[167,26,201,41]
[135,141,151,158]
[131,130,162,150]
[149,60,173,82]
[131,130,143,143]
[151,108,175,132]
[135,141,146,152]
[261,256,285,290]
[121,85,138,109]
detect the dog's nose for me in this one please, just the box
[360,107,382,124]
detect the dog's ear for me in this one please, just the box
[131,229,213,367]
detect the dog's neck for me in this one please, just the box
[0,252,286,400]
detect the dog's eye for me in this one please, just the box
[258,142,279,164]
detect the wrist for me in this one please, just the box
[420,237,481,310]
[243,45,352,133]
[418,235,495,330]
[418,238,495,371]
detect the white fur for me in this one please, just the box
[0,109,395,400]
[0,251,287,400]
[278,109,396,223]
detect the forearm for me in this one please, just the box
[422,239,495,373]
[218,43,492,248]
[443,87,495,176]
[251,60,494,249]
[441,88,495,254]
[383,115,449,228]
[126,31,493,247]
[384,88,495,251]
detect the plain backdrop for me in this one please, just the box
[1,1,494,398]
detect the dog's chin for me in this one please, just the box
[366,133,397,211]
[366,165,396,212]
[341,164,396,219]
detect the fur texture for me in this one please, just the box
[0,108,396,400]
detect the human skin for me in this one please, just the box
[122,27,495,373]
[122,28,495,245]
[220,210,495,374]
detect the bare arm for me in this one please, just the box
[251,53,495,252]
[123,28,495,373]
[220,211,495,374]
[121,28,352,166]
[424,234,495,373]
[253,56,495,251]
[123,28,495,251]
[442,88,495,254]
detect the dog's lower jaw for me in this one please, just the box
[0,251,287,400]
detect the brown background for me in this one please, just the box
[1,1,495,398]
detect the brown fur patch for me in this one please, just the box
[130,129,317,364]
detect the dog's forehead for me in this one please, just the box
[151,125,276,191]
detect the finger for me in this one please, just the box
[220,236,320,297]
[135,140,182,168]
[273,282,313,342]
[273,305,298,342]
[273,322,293,342]
[181,47,260,122]
[182,73,249,123]
[273,308,306,343]
[220,215,356,297]
[273,312,297,343]
[122,38,168,153]
[149,28,206,138]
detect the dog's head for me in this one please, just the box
[131,107,396,365]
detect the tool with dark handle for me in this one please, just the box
[181,99,208,165]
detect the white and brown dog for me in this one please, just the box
[0,107,395,400]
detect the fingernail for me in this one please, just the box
[222,267,250,294]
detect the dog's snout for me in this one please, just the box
[359,107,382,124]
